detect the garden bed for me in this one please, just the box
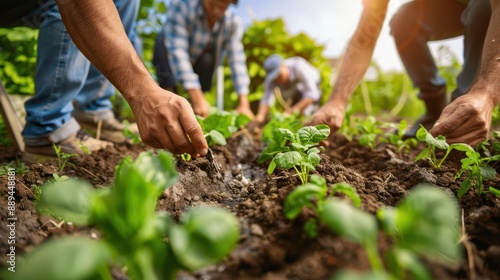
[0,128,499,279]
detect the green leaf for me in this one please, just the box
[479,165,496,181]
[208,130,227,146]
[267,159,277,175]
[284,184,327,219]
[169,207,239,270]
[458,180,472,199]
[297,125,330,144]
[319,198,378,246]
[387,248,432,280]
[416,126,428,141]
[450,143,474,153]
[393,185,461,261]
[276,128,295,142]
[307,152,321,168]
[415,148,431,162]
[489,187,500,197]
[274,151,302,170]
[37,179,95,225]
[304,219,318,238]
[330,182,361,207]
[8,237,110,280]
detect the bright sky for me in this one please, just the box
[232,0,464,72]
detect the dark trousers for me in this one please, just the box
[153,29,216,93]
[390,0,491,100]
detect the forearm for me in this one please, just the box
[471,0,500,104]
[327,1,388,107]
[291,98,315,114]
[255,103,269,123]
[56,0,156,105]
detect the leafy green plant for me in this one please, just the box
[6,151,239,280]
[285,183,462,279]
[381,119,418,153]
[414,126,468,168]
[454,143,500,197]
[284,175,360,238]
[196,107,251,146]
[0,159,29,175]
[356,116,386,149]
[52,144,77,171]
[122,119,142,144]
[264,125,330,185]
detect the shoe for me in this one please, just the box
[23,130,112,164]
[403,87,448,139]
[77,117,139,144]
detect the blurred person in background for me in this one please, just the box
[309,0,498,147]
[255,54,321,124]
[153,0,254,118]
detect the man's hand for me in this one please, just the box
[130,88,208,157]
[236,94,255,119]
[307,101,346,135]
[188,89,210,117]
[430,92,495,147]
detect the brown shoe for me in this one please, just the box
[77,117,139,144]
[23,130,112,164]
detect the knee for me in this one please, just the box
[389,12,411,44]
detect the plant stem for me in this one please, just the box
[365,241,384,273]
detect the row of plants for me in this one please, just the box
[2,151,239,280]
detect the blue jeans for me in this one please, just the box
[21,0,140,145]
[390,0,491,100]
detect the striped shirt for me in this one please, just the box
[261,57,321,106]
[165,0,250,95]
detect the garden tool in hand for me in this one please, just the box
[205,148,229,187]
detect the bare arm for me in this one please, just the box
[56,0,208,156]
[308,0,389,133]
[430,0,500,146]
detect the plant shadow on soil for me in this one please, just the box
[1,131,500,280]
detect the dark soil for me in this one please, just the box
[1,130,499,280]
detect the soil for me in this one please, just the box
[1,129,500,280]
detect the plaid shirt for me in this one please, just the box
[165,0,249,95]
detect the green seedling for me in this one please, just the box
[7,151,239,280]
[0,159,29,175]
[264,125,330,184]
[381,119,418,153]
[52,173,69,182]
[197,108,251,146]
[122,119,141,144]
[414,126,468,168]
[285,182,462,280]
[180,153,192,162]
[52,143,77,171]
[283,175,360,238]
[356,116,386,149]
[258,111,303,164]
[454,143,500,197]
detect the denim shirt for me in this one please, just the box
[165,0,250,95]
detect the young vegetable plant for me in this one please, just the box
[283,175,360,238]
[264,125,330,185]
[197,107,251,146]
[414,126,468,168]
[454,143,500,197]
[356,116,386,149]
[285,183,462,280]
[7,151,239,280]
[381,119,418,153]
[52,143,77,171]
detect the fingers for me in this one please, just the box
[179,110,208,156]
